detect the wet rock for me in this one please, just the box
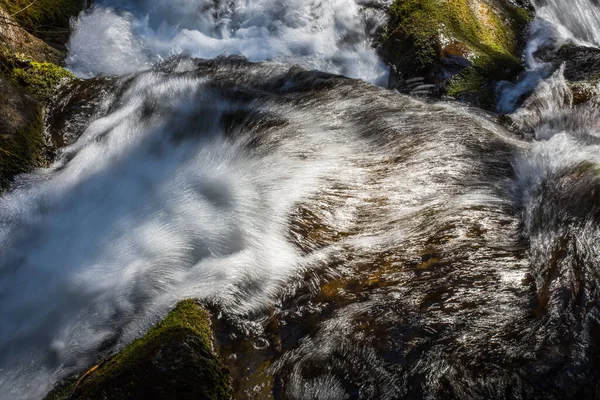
[45,300,232,400]
[0,76,44,189]
[47,76,118,148]
[0,2,83,189]
[552,44,600,82]
[569,81,600,105]
[381,0,532,109]
[534,45,600,105]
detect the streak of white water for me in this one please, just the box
[498,0,600,113]
[0,71,368,399]
[66,0,390,84]
[532,0,600,47]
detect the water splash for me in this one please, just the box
[532,0,600,47]
[66,0,390,84]
[497,0,600,113]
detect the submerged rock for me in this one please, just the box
[381,0,532,109]
[45,300,232,400]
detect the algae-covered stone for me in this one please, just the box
[0,76,45,189]
[0,2,83,190]
[46,300,232,400]
[382,0,532,109]
[0,0,85,46]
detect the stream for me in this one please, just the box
[1,0,600,399]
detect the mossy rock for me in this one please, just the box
[382,0,532,109]
[0,1,83,191]
[45,300,233,400]
[0,0,86,46]
[0,76,45,190]
[11,59,74,100]
[0,7,64,65]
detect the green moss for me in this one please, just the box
[46,300,232,400]
[388,0,529,65]
[104,300,217,369]
[446,51,520,109]
[0,105,44,189]
[0,0,85,44]
[385,0,532,107]
[12,61,74,100]
[386,0,441,73]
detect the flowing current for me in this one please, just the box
[65,0,390,84]
[2,0,600,399]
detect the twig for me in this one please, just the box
[9,0,39,18]
[68,364,100,399]
[0,146,17,157]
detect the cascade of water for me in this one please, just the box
[498,0,600,113]
[0,67,370,398]
[532,0,600,47]
[65,0,390,84]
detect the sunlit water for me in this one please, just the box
[497,0,600,113]
[66,0,390,84]
[2,0,600,399]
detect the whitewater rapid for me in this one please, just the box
[2,0,600,399]
[0,66,367,397]
[498,0,600,112]
[66,0,390,84]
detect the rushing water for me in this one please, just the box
[66,0,390,84]
[532,0,600,47]
[2,0,600,399]
[498,0,600,112]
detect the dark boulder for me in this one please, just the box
[552,45,600,82]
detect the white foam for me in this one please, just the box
[497,0,600,114]
[67,0,389,84]
[0,73,368,398]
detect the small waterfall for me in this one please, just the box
[532,0,600,46]
[66,0,390,84]
[498,0,600,113]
